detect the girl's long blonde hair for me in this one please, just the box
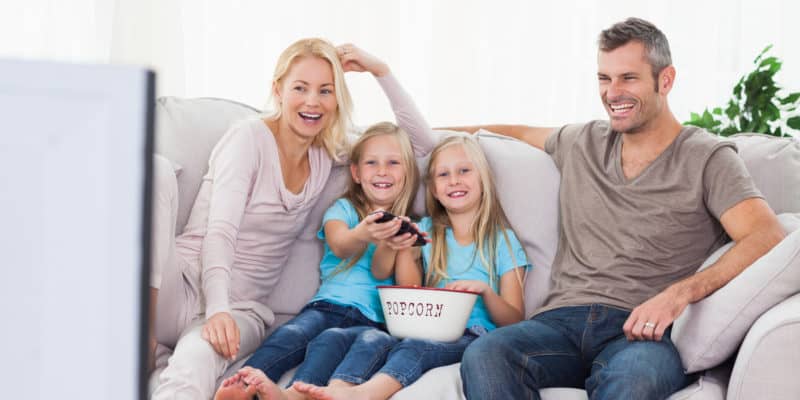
[264,38,352,161]
[332,122,420,275]
[424,135,516,289]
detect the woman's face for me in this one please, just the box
[275,56,338,141]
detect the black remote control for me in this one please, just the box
[371,211,427,247]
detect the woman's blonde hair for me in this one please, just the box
[424,135,516,289]
[331,121,420,275]
[265,38,352,161]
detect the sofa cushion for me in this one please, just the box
[155,97,260,233]
[384,362,729,400]
[730,133,800,214]
[473,129,561,315]
[672,213,800,373]
[726,292,800,400]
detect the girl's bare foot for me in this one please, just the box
[238,367,290,400]
[291,382,370,400]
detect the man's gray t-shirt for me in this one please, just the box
[539,120,762,314]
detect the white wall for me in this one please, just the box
[2,0,799,133]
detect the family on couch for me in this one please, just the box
[148,17,786,400]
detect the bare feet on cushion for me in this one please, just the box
[215,366,300,400]
[292,382,369,400]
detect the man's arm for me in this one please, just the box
[438,125,556,151]
[624,197,786,341]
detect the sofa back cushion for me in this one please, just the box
[155,97,260,234]
[730,133,800,214]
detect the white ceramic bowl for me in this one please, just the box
[377,285,479,342]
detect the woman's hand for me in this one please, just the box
[337,44,390,77]
[202,311,240,360]
[445,280,491,295]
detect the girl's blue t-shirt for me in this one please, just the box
[418,217,530,331]
[312,198,394,323]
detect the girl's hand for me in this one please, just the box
[383,220,429,250]
[445,280,490,295]
[202,312,240,361]
[337,44,390,77]
[358,211,402,243]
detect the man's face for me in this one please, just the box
[597,41,665,134]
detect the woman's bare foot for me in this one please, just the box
[215,366,305,400]
[215,380,257,400]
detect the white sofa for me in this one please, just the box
[150,96,800,400]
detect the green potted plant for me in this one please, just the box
[686,45,800,137]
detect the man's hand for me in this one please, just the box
[623,286,690,341]
[202,311,240,360]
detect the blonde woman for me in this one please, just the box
[150,40,433,399]
[292,135,530,400]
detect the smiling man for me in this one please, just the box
[451,18,785,399]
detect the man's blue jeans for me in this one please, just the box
[460,305,689,400]
[243,300,382,385]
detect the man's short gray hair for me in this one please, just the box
[598,18,672,85]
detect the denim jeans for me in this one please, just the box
[460,305,689,400]
[314,326,482,387]
[243,300,382,385]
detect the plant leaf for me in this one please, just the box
[754,44,773,64]
[787,116,800,130]
[780,92,800,105]
[725,102,740,120]
[721,126,739,136]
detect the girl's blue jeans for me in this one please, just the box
[243,300,383,385]
[291,325,483,387]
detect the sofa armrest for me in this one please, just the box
[727,292,800,400]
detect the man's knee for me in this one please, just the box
[463,330,514,367]
[593,341,686,399]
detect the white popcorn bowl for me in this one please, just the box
[377,285,479,342]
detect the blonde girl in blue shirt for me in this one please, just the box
[292,134,529,400]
